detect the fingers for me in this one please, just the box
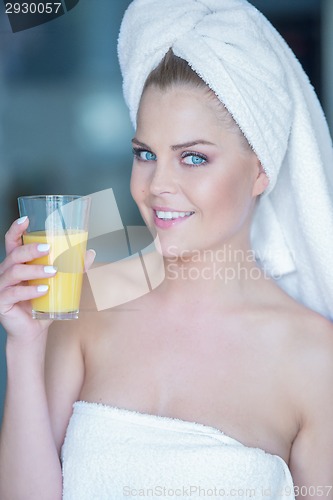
[84,249,96,272]
[0,258,56,316]
[4,216,29,255]
[1,240,50,275]
[0,284,49,317]
[0,264,57,288]
[0,225,56,315]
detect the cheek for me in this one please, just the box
[198,165,253,221]
[195,170,239,210]
[130,166,146,203]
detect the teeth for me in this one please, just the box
[155,210,194,220]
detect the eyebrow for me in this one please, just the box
[132,138,216,150]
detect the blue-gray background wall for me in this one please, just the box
[0,0,332,423]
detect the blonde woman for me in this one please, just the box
[1,0,333,498]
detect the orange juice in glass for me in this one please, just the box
[18,195,91,320]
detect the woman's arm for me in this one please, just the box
[0,296,88,500]
[0,217,62,500]
[0,219,92,500]
[289,320,333,499]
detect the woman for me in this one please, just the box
[1,0,333,498]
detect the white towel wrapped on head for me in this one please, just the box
[118,0,333,319]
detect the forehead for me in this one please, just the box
[137,84,227,135]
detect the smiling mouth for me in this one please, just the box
[154,210,195,221]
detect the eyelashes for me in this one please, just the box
[132,147,155,162]
[132,147,208,167]
[181,151,207,166]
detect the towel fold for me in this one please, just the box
[118,0,333,319]
[61,401,295,499]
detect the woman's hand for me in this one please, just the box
[0,216,55,341]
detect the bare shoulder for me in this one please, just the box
[254,281,333,412]
[276,300,333,421]
[278,304,333,485]
[284,304,333,374]
[272,295,333,376]
[257,280,333,361]
[295,308,333,403]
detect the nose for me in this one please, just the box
[149,162,178,196]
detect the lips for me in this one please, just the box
[152,207,195,229]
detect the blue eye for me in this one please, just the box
[182,153,207,166]
[133,148,157,162]
[142,151,157,161]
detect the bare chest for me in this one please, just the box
[80,309,298,464]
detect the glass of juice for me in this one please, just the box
[18,195,91,320]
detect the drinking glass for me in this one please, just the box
[18,195,91,320]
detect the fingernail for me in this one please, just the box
[37,285,49,293]
[17,216,28,225]
[88,249,96,258]
[37,243,50,252]
[44,266,57,274]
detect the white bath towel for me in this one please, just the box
[118,0,333,319]
[61,401,295,499]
